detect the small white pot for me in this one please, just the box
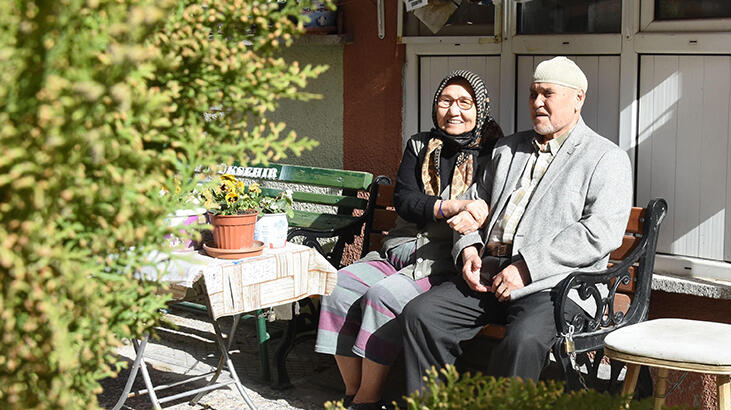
[165,207,207,250]
[254,212,288,248]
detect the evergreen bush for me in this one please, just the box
[0,0,327,407]
[325,365,687,410]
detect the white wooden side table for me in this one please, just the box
[112,243,337,410]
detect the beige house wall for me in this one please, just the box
[270,45,344,169]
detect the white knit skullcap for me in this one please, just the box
[533,56,588,92]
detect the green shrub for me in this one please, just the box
[0,0,327,408]
[325,365,687,410]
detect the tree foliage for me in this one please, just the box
[0,0,327,407]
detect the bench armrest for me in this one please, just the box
[553,198,668,353]
[360,175,392,258]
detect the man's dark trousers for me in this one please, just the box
[399,257,560,395]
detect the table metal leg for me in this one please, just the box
[209,314,257,410]
[113,312,256,409]
[133,338,163,410]
[190,314,242,405]
[273,310,297,389]
[256,310,271,382]
[111,335,150,410]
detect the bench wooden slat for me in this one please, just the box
[288,210,360,232]
[375,184,396,208]
[479,324,506,339]
[260,188,369,210]
[610,235,641,260]
[626,207,645,234]
[367,195,398,254]
[372,208,398,231]
[609,264,638,294]
[228,163,373,190]
[369,233,385,254]
[277,164,373,190]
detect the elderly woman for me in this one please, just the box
[314,70,502,410]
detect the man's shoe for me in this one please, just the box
[346,402,386,410]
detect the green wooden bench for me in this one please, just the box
[226,162,390,268]
[225,162,391,387]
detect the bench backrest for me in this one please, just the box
[225,163,380,267]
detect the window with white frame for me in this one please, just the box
[516,0,621,34]
[641,0,731,31]
[400,1,497,37]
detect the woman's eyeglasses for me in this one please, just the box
[437,96,474,110]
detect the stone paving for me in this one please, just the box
[97,305,347,410]
[95,303,630,410]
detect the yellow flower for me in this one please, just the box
[204,197,216,209]
[221,174,236,182]
[249,183,261,195]
[218,179,237,194]
[236,180,245,191]
[225,191,239,204]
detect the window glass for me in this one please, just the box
[654,0,731,21]
[517,0,621,34]
[402,2,495,37]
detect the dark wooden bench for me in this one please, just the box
[369,184,668,392]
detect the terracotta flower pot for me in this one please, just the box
[208,211,258,249]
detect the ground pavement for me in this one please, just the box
[98,305,352,410]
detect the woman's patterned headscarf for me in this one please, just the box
[422,70,496,200]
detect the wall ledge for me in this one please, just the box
[293,33,353,46]
[652,272,731,300]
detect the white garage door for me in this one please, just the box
[637,54,731,262]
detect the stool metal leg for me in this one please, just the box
[112,336,150,410]
[653,368,668,410]
[718,374,730,410]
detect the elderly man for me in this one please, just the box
[400,56,633,393]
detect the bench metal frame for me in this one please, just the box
[552,198,668,391]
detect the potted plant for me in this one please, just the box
[200,174,263,250]
[255,190,294,248]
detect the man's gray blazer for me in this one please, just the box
[454,118,633,301]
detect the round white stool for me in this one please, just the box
[604,318,731,410]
